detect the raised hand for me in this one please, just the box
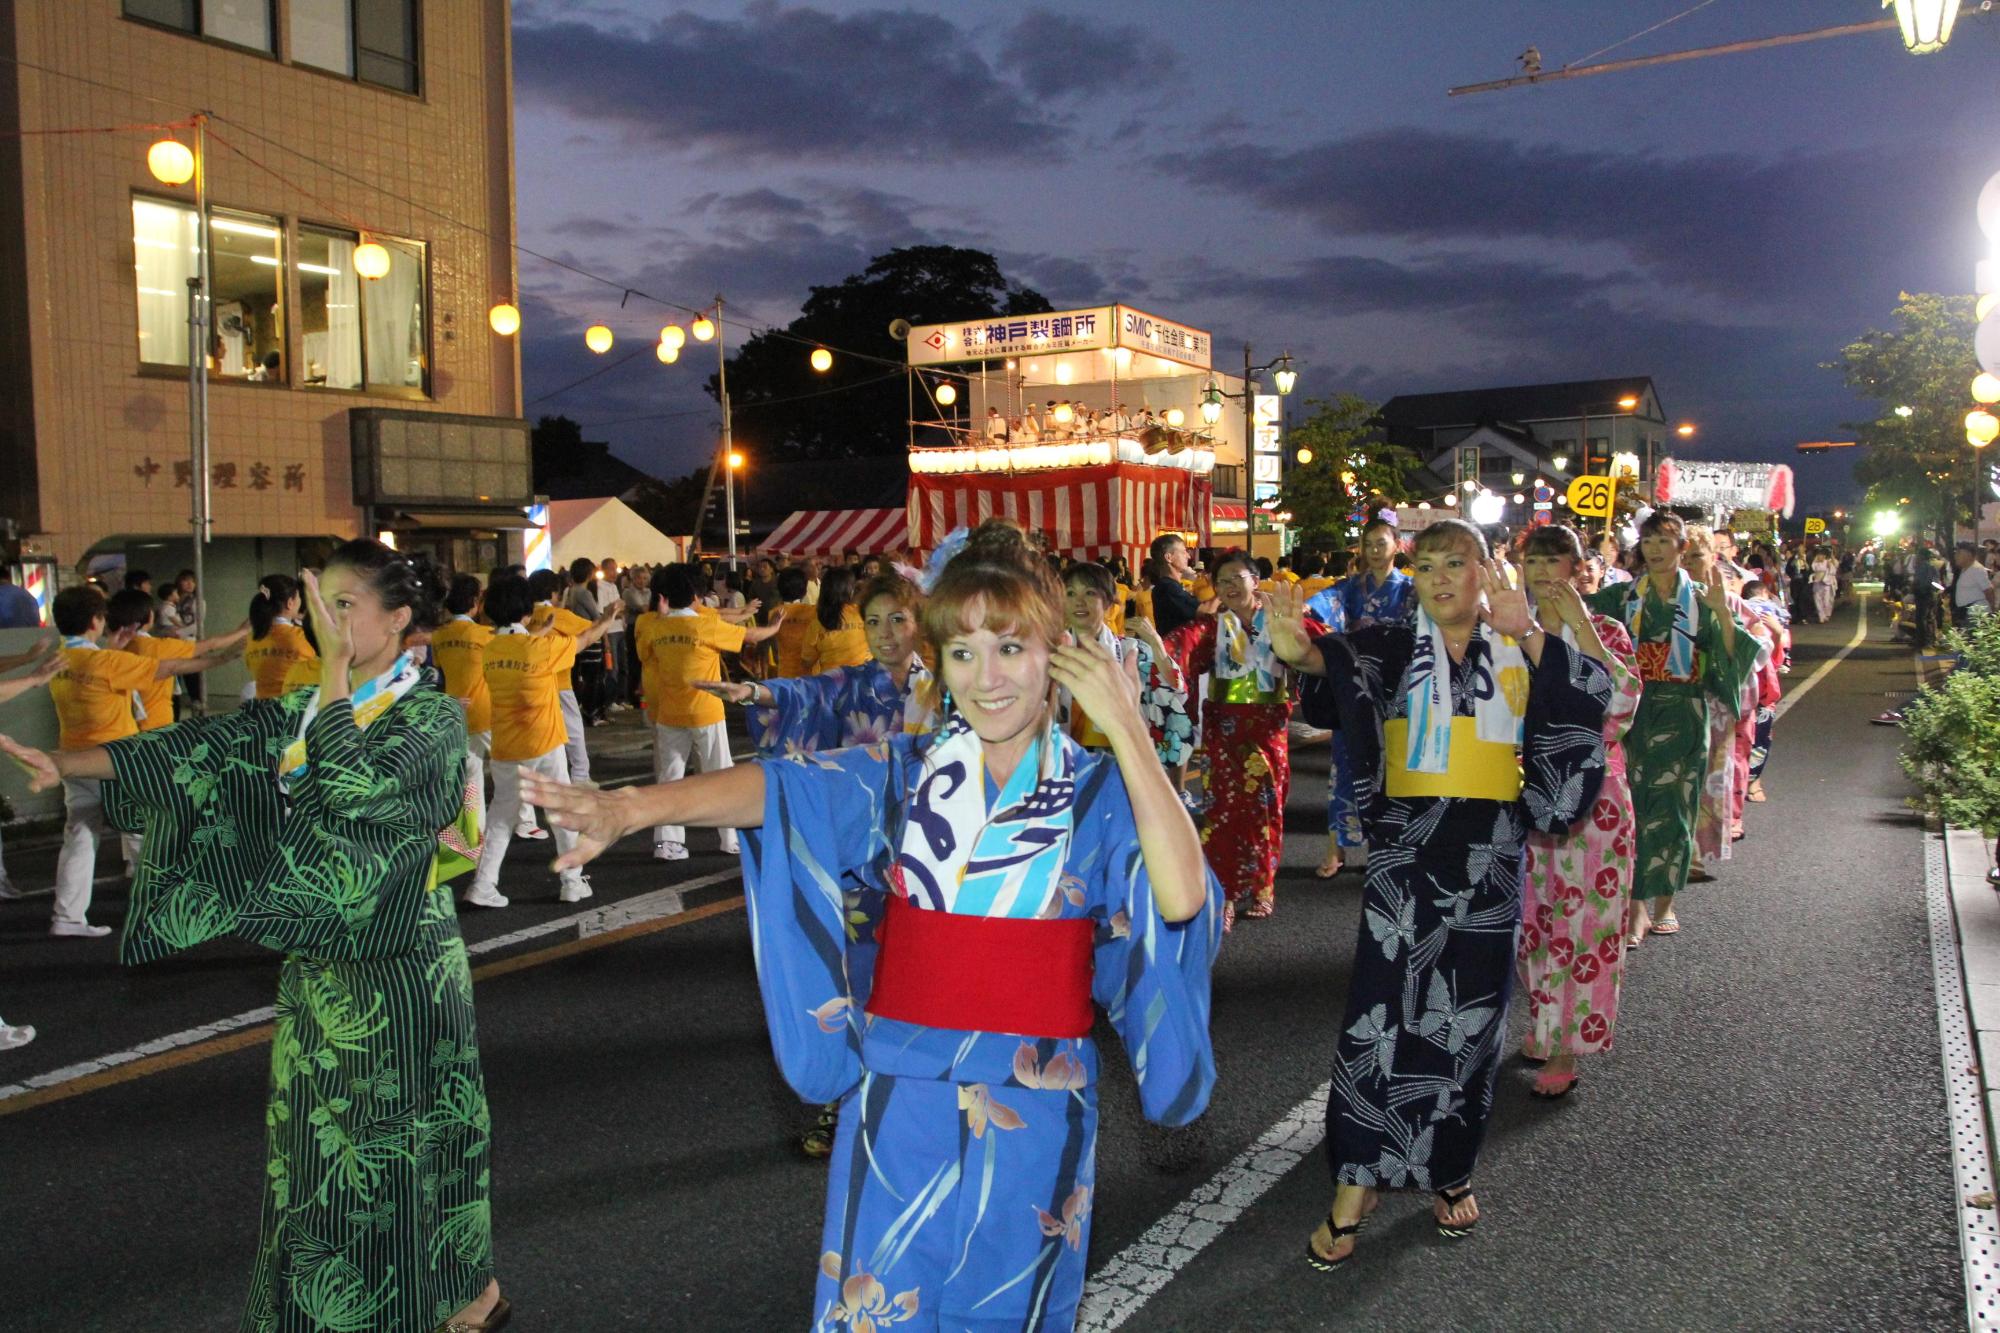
[518,772,642,872]
[1049,636,1139,733]
[0,733,61,793]
[1537,577,1588,632]
[693,679,756,705]
[299,568,353,663]
[1263,581,1315,666]
[1478,557,1534,640]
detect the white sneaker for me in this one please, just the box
[559,877,593,904]
[514,824,549,841]
[460,884,510,909]
[50,919,111,939]
[654,841,688,861]
[719,836,741,856]
[0,1023,35,1052]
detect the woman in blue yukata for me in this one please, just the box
[524,519,1223,1332]
[1305,517,1414,880]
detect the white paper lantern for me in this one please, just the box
[1978,169,2000,243]
[1469,491,1505,525]
[1979,313,2000,376]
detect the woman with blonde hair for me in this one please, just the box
[523,519,1220,1330]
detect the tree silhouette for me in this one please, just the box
[711,246,1050,460]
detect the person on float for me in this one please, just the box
[1513,524,1641,1100]
[1306,517,1415,880]
[1263,519,1609,1268]
[1058,561,1192,781]
[3,541,511,1333]
[1584,511,1757,943]
[1162,549,1321,924]
[519,519,1220,1332]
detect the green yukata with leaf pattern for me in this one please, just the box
[102,676,493,1333]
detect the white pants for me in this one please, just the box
[653,721,738,852]
[560,689,590,784]
[473,745,584,893]
[466,731,491,841]
[54,777,141,926]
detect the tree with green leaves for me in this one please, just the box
[1825,291,1983,543]
[711,246,1050,460]
[1275,394,1423,549]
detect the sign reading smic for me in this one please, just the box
[1117,307,1211,370]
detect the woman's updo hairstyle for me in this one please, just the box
[859,570,922,619]
[249,573,300,639]
[323,538,447,636]
[1522,523,1586,563]
[922,519,1065,650]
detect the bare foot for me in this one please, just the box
[1315,847,1343,879]
[444,1279,502,1330]
[1434,1188,1480,1235]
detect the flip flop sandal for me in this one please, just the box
[1305,1209,1361,1271]
[1530,1071,1580,1100]
[799,1103,839,1160]
[1435,1187,1480,1239]
[1315,857,1344,879]
[1652,916,1681,935]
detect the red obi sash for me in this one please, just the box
[866,893,1096,1039]
[1634,641,1701,684]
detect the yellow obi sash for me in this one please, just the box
[1210,676,1287,706]
[1382,718,1522,802]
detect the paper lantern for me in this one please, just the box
[585,324,613,354]
[810,347,832,373]
[935,383,957,406]
[1979,313,2000,376]
[1968,409,2000,446]
[147,139,195,185]
[353,242,392,280]
[1973,373,2000,405]
[655,340,679,364]
[691,316,715,342]
[660,325,685,350]
[488,303,520,336]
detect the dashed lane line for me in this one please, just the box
[0,868,745,1116]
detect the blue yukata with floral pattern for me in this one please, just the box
[1307,570,1415,850]
[740,728,1222,1332]
[748,660,935,758]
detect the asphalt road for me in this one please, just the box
[0,596,1965,1332]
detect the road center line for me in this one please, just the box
[1078,1082,1331,1331]
[0,866,745,1113]
[1773,592,1869,721]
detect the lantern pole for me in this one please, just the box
[718,295,736,572]
[188,112,211,660]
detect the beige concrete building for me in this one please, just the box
[0,0,530,635]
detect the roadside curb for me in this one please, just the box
[1936,823,2000,1330]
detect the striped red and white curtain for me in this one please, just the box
[907,464,1198,567]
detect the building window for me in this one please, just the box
[299,226,428,396]
[133,197,200,366]
[124,0,275,54]
[292,0,420,93]
[1213,463,1243,498]
[209,210,286,380]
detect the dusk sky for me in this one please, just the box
[508,1,2000,507]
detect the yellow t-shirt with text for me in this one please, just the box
[643,609,747,728]
[771,600,817,678]
[244,623,316,700]
[51,644,154,748]
[429,617,493,734]
[800,605,868,675]
[125,633,196,731]
[528,603,591,675]
[483,629,571,763]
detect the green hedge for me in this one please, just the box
[1901,614,2000,836]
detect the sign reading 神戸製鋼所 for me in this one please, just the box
[906,304,1211,370]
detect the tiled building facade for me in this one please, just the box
[0,0,526,606]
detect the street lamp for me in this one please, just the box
[1886,0,1960,52]
[1200,383,1224,425]
[1676,423,1696,438]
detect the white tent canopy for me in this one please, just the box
[545,497,685,568]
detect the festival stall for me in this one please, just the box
[902,304,1243,565]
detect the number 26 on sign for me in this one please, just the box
[1566,475,1617,519]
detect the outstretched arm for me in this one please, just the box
[522,762,767,872]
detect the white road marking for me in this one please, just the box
[1773,592,1869,721]
[1078,1082,1330,1331]
[1080,598,1876,1327]
[0,864,743,1104]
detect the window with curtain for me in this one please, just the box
[292,0,418,92]
[290,0,353,76]
[299,227,362,389]
[208,210,285,380]
[123,0,274,53]
[132,197,200,367]
[363,237,427,394]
